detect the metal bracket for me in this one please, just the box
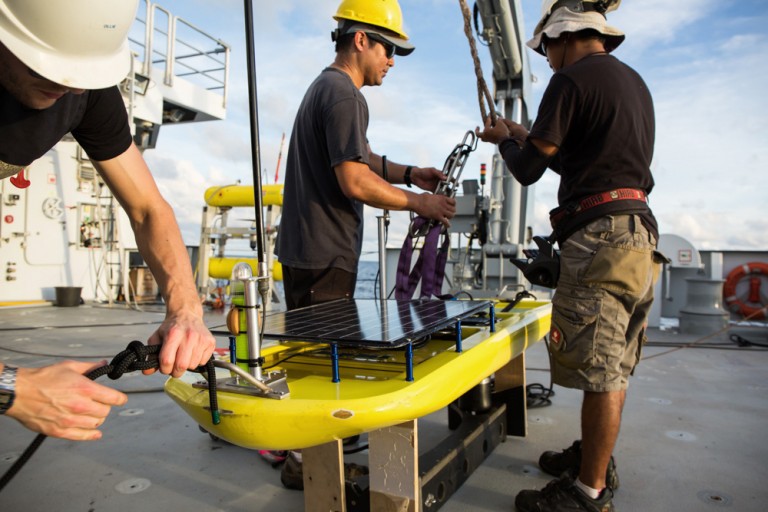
[192,368,290,400]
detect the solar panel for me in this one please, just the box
[262,298,493,348]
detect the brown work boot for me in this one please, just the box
[515,475,615,512]
[538,440,620,490]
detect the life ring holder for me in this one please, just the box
[723,262,768,319]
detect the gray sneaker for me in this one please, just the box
[538,440,620,490]
[515,475,614,512]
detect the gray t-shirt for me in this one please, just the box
[276,67,369,272]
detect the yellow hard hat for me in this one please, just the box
[333,0,409,40]
[0,0,139,89]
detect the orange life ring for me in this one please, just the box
[723,262,768,319]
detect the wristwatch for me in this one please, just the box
[0,364,17,414]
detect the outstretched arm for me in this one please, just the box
[367,152,446,193]
[93,143,215,378]
[335,160,456,228]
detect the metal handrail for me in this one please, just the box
[128,1,230,108]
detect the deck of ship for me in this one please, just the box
[1,302,766,511]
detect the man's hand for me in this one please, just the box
[8,361,128,441]
[475,116,528,144]
[145,312,215,378]
[415,193,457,229]
[410,166,445,193]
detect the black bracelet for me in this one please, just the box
[404,165,413,188]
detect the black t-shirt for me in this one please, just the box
[0,86,132,180]
[275,68,370,272]
[529,53,658,241]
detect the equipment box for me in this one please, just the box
[129,267,159,303]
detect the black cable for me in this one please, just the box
[526,336,555,409]
[262,347,324,370]
[729,334,768,349]
[0,341,219,493]
[0,320,162,332]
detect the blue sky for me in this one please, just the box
[142,0,768,257]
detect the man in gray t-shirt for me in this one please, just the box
[276,2,456,310]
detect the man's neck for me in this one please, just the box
[564,41,608,67]
[329,57,363,89]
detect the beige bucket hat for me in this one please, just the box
[527,0,625,56]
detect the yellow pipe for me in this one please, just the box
[204,184,283,207]
[0,300,51,308]
[208,257,283,281]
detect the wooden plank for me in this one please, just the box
[369,420,419,512]
[303,440,346,512]
[493,352,527,437]
[494,351,525,392]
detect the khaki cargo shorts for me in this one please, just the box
[549,214,664,392]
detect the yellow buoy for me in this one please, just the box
[208,257,283,281]
[204,184,283,207]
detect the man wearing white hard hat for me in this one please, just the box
[0,0,215,441]
[477,1,664,510]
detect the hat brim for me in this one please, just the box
[526,9,624,56]
[340,22,414,56]
[0,26,132,89]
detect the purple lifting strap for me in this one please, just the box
[395,217,450,300]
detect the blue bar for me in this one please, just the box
[331,343,340,383]
[228,335,237,364]
[405,342,414,382]
[456,320,463,353]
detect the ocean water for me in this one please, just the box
[355,260,380,299]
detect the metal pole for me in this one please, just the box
[377,214,389,300]
[243,277,263,380]
[242,0,268,289]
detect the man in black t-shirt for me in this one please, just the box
[0,0,214,441]
[477,2,664,511]
[273,0,458,490]
[275,0,456,311]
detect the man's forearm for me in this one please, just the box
[131,201,202,315]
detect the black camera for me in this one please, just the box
[511,235,560,289]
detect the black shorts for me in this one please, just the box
[282,265,357,311]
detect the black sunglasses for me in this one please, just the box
[365,32,396,59]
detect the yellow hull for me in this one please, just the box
[165,300,551,450]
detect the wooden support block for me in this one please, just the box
[303,439,346,512]
[369,420,419,512]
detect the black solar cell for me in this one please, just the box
[262,299,492,348]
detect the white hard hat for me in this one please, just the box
[527,0,624,56]
[0,0,139,89]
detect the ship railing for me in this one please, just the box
[128,0,230,110]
